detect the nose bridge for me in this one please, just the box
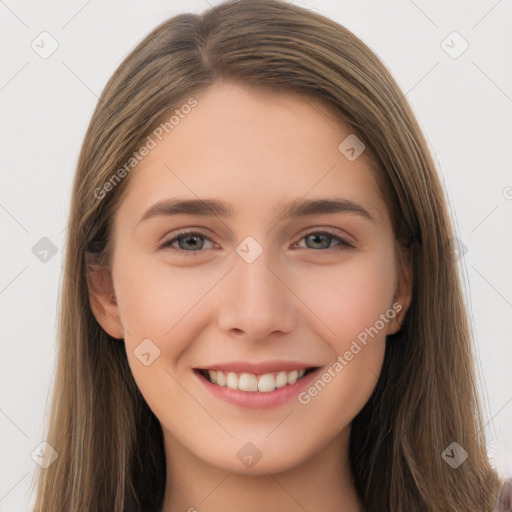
[217,242,295,340]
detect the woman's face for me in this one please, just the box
[90,79,411,475]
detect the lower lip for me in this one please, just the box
[195,368,321,409]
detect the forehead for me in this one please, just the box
[114,80,389,228]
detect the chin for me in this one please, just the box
[204,446,313,476]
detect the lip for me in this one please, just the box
[194,366,322,409]
[195,360,319,374]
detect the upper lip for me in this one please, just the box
[195,361,320,374]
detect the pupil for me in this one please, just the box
[181,235,202,250]
[308,234,329,249]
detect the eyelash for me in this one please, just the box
[159,229,355,255]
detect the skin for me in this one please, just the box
[89,79,412,512]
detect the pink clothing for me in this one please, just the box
[494,478,512,511]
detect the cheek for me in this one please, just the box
[294,251,393,422]
[113,253,219,341]
[112,256,212,411]
[295,246,396,348]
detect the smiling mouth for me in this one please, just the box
[195,367,317,392]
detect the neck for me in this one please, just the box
[161,426,362,512]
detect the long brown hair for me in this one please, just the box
[29,1,499,510]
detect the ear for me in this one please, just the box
[386,247,413,336]
[86,261,124,340]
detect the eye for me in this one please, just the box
[293,230,355,251]
[159,230,217,254]
[159,228,354,255]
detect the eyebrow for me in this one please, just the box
[138,197,375,225]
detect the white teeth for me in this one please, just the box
[205,368,309,392]
[287,370,299,385]
[239,373,258,392]
[216,370,226,386]
[226,372,238,390]
[275,371,288,388]
[257,373,275,392]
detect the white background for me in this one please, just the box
[0,1,511,510]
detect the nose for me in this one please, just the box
[216,247,297,341]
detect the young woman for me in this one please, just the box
[30,0,508,510]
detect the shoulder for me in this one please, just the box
[493,478,512,511]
